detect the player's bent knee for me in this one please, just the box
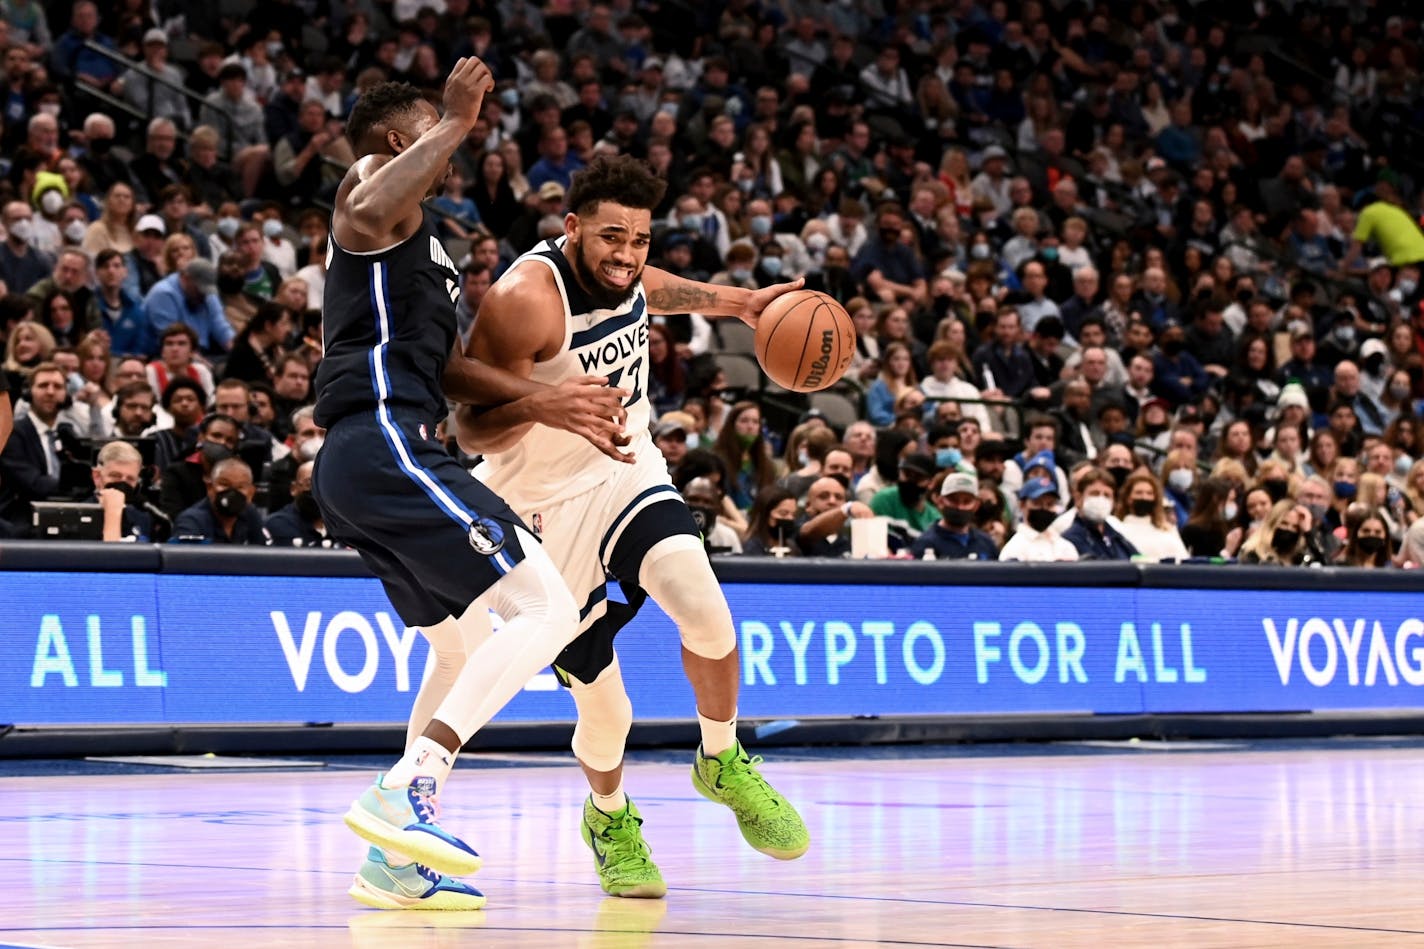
[639,545,735,661]
[483,528,579,643]
[420,616,467,668]
[569,658,633,772]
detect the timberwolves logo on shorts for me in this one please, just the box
[468,517,505,555]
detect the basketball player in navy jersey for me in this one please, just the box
[458,155,811,899]
[314,63,630,910]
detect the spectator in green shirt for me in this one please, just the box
[1347,182,1424,269]
[869,451,940,536]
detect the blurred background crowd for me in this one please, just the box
[0,0,1421,566]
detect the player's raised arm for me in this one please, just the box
[642,266,804,327]
[452,264,633,462]
[336,57,492,250]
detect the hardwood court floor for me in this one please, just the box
[5,741,1424,948]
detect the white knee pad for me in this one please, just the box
[639,541,736,660]
[569,654,633,772]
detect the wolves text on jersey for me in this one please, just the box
[576,320,649,373]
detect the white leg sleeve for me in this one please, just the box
[405,617,460,751]
[404,608,496,750]
[568,653,633,772]
[638,541,736,660]
[431,527,579,745]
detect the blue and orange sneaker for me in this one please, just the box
[348,847,487,911]
[343,774,482,877]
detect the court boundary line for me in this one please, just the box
[0,924,991,948]
[5,856,1422,938]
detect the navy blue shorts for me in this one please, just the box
[313,408,528,627]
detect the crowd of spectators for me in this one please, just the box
[0,0,1422,566]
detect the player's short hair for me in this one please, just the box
[346,82,426,157]
[566,154,668,218]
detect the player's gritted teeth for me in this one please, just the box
[600,263,636,287]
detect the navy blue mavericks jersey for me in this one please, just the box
[314,210,461,428]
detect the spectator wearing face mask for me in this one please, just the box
[1160,449,1197,527]
[266,460,335,547]
[171,457,270,544]
[741,486,802,557]
[88,440,153,542]
[999,477,1079,562]
[682,476,742,555]
[1152,325,1210,406]
[1338,509,1392,567]
[869,452,940,537]
[264,405,324,514]
[157,412,241,519]
[1115,471,1190,562]
[1239,500,1311,565]
[910,471,1001,560]
[0,200,54,294]
[1062,468,1139,560]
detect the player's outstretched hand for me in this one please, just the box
[531,375,636,464]
[738,276,805,329]
[443,56,494,130]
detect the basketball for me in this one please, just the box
[753,290,855,393]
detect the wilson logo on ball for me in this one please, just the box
[801,330,836,389]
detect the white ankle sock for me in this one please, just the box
[591,781,628,815]
[381,736,455,791]
[697,711,737,757]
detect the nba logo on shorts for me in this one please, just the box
[532,513,543,536]
[468,517,505,555]
[419,424,429,440]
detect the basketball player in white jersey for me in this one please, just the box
[457,155,809,899]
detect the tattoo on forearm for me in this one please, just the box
[647,284,719,311]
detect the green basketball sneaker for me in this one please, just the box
[580,797,668,899]
[691,742,809,860]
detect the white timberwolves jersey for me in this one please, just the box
[477,237,653,507]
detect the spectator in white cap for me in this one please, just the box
[123,212,167,298]
[1356,337,1391,403]
[909,471,1001,560]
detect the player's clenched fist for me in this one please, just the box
[443,56,494,128]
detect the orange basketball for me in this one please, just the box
[753,290,855,393]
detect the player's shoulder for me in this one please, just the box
[485,255,561,306]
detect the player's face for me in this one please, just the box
[569,202,651,310]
